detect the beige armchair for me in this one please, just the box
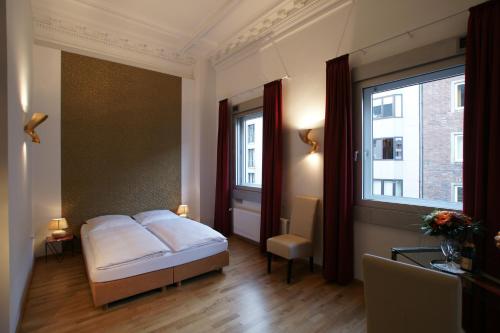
[266,196,319,283]
[363,254,462,333]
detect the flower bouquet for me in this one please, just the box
[421,210,482,241]
[421,210,482,273]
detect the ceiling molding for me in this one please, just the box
[32,11,197,78]
[210,0,344,67]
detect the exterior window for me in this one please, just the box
[248,173,255,184]
[373,94,402,118]
[452,133,463,163]
[235,111,263,188]
[373,137,403,160]
[363,66,464,209]
[248,148,255,168]
[452,184,463,203]
[248,124,255,143]
[452,81,465,111]
[373,179,403,197]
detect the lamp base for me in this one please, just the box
[52,230,67,238]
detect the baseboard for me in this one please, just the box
[16,258,34,333]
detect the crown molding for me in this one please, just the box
[210,0,346,68]
[32,12,196,78]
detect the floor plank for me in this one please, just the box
[20,237,366,333]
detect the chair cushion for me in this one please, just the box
[267,234,312,259]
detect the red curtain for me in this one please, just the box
[214,99,232,236]
[462,2,500,331]
[323,54,354,284]
[260,80,283,252]
[463,0,500,279]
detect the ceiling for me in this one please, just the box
[31,0,344,77]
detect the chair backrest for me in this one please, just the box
[289,196,318,240]
[362,254,462,333]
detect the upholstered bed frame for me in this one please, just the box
[84,250,229,308]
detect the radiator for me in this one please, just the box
[232,207,260,242]
[232,208,290,243]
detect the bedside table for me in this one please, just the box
[45,233,76,263]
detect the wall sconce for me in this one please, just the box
[298,129,318,154]
[24,112,48,143]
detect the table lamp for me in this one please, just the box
[48,218,68,238]
[176,204,189,218]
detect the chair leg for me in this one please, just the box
[267,252,272,274]
[310,256,314,273]
[287,259,293,284]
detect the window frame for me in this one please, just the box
[373,179,403,197]
[451,132,463,163]
[451,183,463,203]
[451,80,465,112]
[372,137,404,160]
[232,105,263,195]
[372,94,403,119]
[357,64,465,212]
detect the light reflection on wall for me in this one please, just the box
[19,67,29,113]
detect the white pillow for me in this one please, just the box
[86,215,136,231]
[133,210,178,225]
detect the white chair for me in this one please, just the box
[362,254,462,333]
[267,196,319,283]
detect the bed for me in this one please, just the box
[81,212,229,308]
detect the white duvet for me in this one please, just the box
[146,217,227,252]
[87,222,170,270]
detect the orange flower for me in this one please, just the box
[435,211,452,225]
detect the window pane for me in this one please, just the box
[457,83,465,109]
[373,180,382,195]
[235,112,263,188]
[363,66,464,208]
[382,138,394,159]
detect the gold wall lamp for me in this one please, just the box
[298,129,318,154]
[24,112,48,143]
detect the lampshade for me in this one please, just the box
[48,218,68,230]
[177,204,189,216]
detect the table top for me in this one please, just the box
[391,246,500,296]
[46,233,74,243]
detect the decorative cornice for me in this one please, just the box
[210,0,345,67]
[33,15,196,66]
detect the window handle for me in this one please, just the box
[354,150,359,162]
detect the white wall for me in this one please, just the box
[215,0,483,274]
[31,45,61,257]
[4,0,34,331]
[196,59,217,226]
[181,78,201,221]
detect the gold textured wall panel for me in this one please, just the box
[61,52,181,232]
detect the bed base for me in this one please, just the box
[86,251,229,308]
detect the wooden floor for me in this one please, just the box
[20,237,366,333]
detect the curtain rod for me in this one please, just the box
[226,7,469,100]
[348,7,469,56]
[227,75,290,101]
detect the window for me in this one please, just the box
[235,111,263,188]
[451,133,463,163]
[373,137,403,160]
[248,173,255,184]
[452,81,465,111]
[362,66,464,209]
[452,184,463,203]
[373,94,402,118]
[373,179,403,197]
[248,148,255,168]
[248,124,255,143]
